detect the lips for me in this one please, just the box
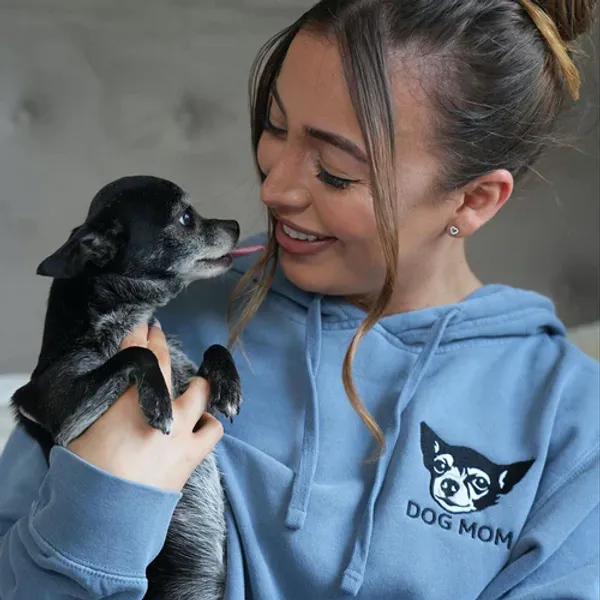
[275,220,336,256]
[436,496,467,509]
[281,223,328,242]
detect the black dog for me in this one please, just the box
[420,422,534,514]
[11,175,257,599]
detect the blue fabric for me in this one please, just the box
[1,232,598,599]
[0,428,181,598]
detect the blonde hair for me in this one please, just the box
[519,0,583,99]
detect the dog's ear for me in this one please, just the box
[420,421,443,469]
[37,223,120,279]
[497,459,534,495]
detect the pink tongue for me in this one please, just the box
[230,244,265,257]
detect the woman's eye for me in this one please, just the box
[264,115,287,136]
[179,208,194,228]
[315,162,355,191]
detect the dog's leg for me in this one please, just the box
[54,346,172,447]
[197,344,242,422]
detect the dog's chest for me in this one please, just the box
[92,305,155,357]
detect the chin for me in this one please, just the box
[186,264,232,281]
[279,252,357,297]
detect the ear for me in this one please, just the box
[497,459,534,495]
[450,169,514,237]
[420,421,443,468]
[36,223,120,279]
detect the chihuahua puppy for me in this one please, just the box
[11,175,261,599]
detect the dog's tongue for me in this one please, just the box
[230,244,265,257]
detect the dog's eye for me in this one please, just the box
[467,475,490,492]
[179,208,194,228]
[433,458,449,475]
[472,477,489,492]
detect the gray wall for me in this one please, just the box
[0,1,598,375]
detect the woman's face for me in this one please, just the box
[256,31,467,302]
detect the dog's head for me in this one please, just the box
[37,175,240,282]
[420,422,533,514]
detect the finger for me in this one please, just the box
[174,378,210,429]
[191,413,224,457]
[147,322,172,393]
[121,322,149,350]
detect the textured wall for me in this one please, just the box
[0,0,598,375]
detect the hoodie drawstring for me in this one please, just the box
[283,298,459,595]
[340,308,460,596]
[285,295,323,530]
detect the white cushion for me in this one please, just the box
[0,374,30,407]
[0,374,30,451]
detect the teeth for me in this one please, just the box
[282,223,324,242]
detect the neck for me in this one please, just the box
[351,240,481,316]
[91,272,185,311]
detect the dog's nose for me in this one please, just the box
[440,478,459,497]
[223,220,240,238]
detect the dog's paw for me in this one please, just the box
[198,344,242,422]
[210,376,242,423]
[138,379,173,435]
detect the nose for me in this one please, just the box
[440,478,460,497]
[223,220,240,239]
[260,148,311,212]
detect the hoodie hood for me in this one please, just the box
[228,234,566,596]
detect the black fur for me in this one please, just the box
[11,175,244,599]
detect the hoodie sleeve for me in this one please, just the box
[0,426,182,599]
[478,353,600,600]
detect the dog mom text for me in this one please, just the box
[406,501,515,549]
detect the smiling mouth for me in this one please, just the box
[281,223,330,242]
[274,219,337,257]
[435,496,468,509]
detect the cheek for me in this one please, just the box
[322,188,377,243]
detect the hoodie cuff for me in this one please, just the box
[30,446,181,578]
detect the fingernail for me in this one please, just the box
[154,319,162,330]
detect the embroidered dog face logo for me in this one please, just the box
[420,422,534,514]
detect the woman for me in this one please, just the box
[1,1,598,598]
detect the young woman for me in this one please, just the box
[1,1,598,598]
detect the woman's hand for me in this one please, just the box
[68,322,223,492]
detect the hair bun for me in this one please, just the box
[537,0,597,41]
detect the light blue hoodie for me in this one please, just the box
[1,234,598,599]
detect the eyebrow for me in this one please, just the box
[271,84,368,164]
